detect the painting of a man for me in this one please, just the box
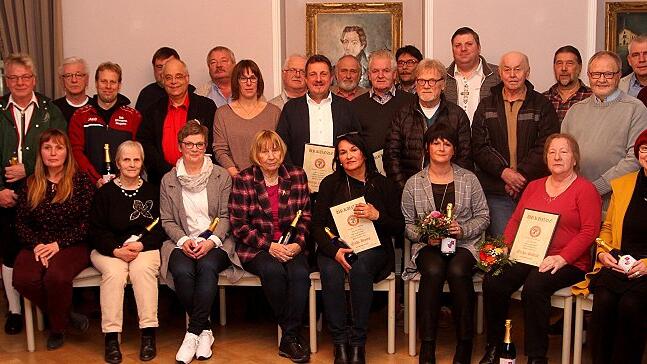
[340,25,369,87]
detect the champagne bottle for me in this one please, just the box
[6,157,19,188]
[277,210,302,245]
[101,144,115,183]
[9,157,18,165]
[325,227,358,265]
[123,217,159,246]
[499,319,516,364]
[198,216,220,240]
[441,202,457,256]
[596,238,636,273]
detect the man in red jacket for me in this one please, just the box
[68,62,142,188]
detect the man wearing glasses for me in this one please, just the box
[269,54,307,110]
[562,51,647,209]
[0,53,65,336]
[68,62,141,188]
[444,27,500,124]
[53,56,90,122]
[395,45,423,94]
[137,58,217,185]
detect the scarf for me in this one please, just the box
[176,157,213,193]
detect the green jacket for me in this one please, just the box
[0,93,66,190]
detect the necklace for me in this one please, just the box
[545,174,577,203]
[115,177,142,198]
[264,174,279,187]
[236,100,260,118]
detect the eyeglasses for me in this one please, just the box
[416,78,444,87]
[5,74,34,82]
[181,141,206,150]
[588,71,619,80]
[639,145,647,154]
[164,74,187,82]
[397,59,418,67]
[238,76,258,84]
[283,68,305,76]
[61,72,87,80]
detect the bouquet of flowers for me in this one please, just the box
[416,210,451,242]
[476,236,514,276]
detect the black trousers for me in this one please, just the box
[590,269,647,364]
[169,248,230,335]
[243,250,310,339]
[318,247,387,346]
[483,262,584,358]
[416,246,476,343]
[0,206,20,267]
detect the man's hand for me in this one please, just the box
[0,189,17,208]
[5,164,26,183]
[501,168,526,192]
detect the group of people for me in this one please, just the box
[1,25,646,364]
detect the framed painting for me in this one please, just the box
[606,2,647,76]
[306,2,403,87]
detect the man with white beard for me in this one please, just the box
[331,55,367,101]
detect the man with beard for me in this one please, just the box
[395,45,423,94]
[68,62,142,188]
[197,46,236,107]
[53,56,90,122]
[543,46,592,122]
[269,54,308,110]
[331,54,367,101]
[340,26,369,88]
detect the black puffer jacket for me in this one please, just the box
[384,95,473,189]
[471,81,559,196]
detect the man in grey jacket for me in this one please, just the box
[619,35,647,97]
[444,27,500,123]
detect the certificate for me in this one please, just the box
[510,209,560,266]
[373,149,385,176]
[330,197,381,253]
[302,143,335,192]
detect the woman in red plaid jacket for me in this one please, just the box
[229,130,312,364]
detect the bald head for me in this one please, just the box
[162,58,190,101]
[499,51,530,93]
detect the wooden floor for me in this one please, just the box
[0,286,601,364]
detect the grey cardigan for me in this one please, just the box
[401,164,490,279]
[159,163,244,288]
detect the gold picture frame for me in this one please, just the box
[605,2,647,75]
[306,2,403,58]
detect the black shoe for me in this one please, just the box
[548,317,564,335]
[419,340,435,364]
[478,344,499,364]
[140,331,157,361]
[4,313,23,335]
[334,343,349,364]
[47,332,65,350]
[105,334,122,364]
[454,340,472,364]
[279,336,310,363]
[69,312,89,333]
[527,357,548,364]
[349,345,365,364]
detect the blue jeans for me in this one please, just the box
[169,248,230,335]
[318,247,387,346]
[485,194,517,237]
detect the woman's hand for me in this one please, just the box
[353,203,379,221]
[192,238,215,260]
[334,248,353,273]
[269,242,291,262]
[597,252,624,273]
[181,239,198,259]
[627,260,647,280]
[34,242,60,268]
[448,220,464,239]
[285,243,301,259]
[538,255,568,274]
[113,246,139,263]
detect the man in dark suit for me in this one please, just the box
[276,54,360,167]
[137,58,217,185]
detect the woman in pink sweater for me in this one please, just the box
[479,133,602,364]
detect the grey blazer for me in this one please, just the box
[159,163,244,288]
[401,164,490,279]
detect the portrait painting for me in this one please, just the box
[606,2,647,76]
[306,3,403,87]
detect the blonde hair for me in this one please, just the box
[27,129,77,210]
[4,53,37,77]
[249,130,287,167]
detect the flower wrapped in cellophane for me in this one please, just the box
[415,210,451,242]
[476,236,514,276]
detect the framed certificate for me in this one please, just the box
[509,209,560,267]
[330,196,381,253]
[302,143,335,192]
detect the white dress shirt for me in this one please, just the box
[454,59,484,124]
[7,93,38,163]
[306,92,334,146]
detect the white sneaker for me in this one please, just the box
[196,329,214,360]
[176,332,199,364]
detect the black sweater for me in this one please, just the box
[89,180,165,256]
[311,169,404,282]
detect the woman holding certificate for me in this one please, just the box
[401,123,489,364]
[479,134,601,364]
[312,131,404,364]
[573,129,647,364]
[229,130,312,364]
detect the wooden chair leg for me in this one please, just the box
[408,280,417,356]
[309,284,317,353]
[219,287,226,326]
[277,326,282,347]
[387,278,396,354]
[573,296,584,364]
[404,279,409,334]
[562,296,573,364]
[36,307,44,331]
[476,291,484,335]
[24,299,35,352]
